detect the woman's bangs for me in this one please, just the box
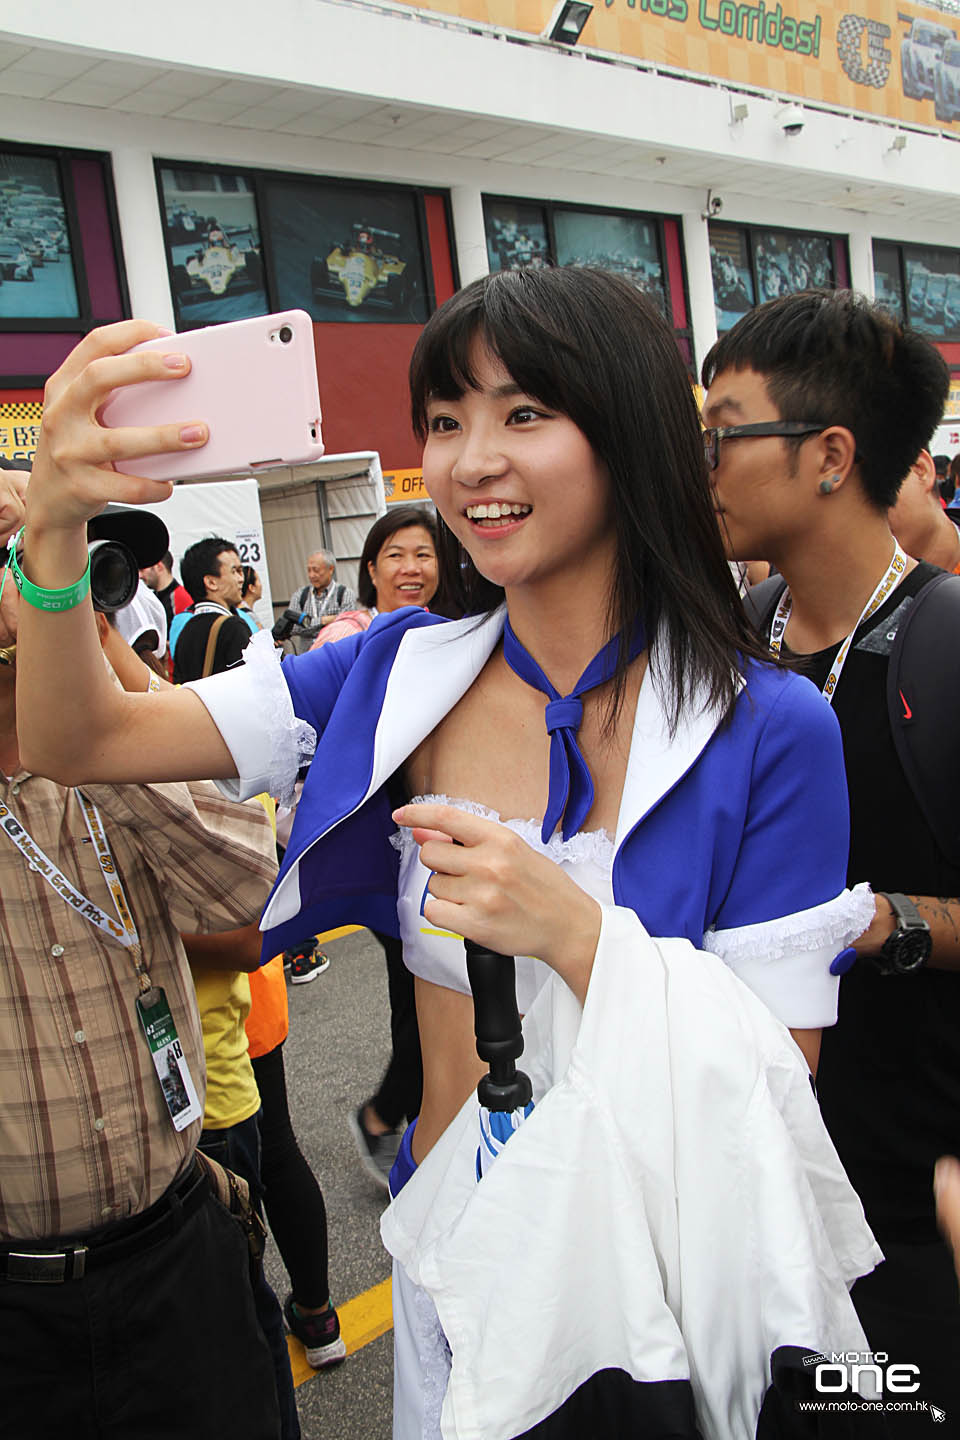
[411,273,576,437]
[411,300,488,438]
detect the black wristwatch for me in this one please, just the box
[872,892,932,975]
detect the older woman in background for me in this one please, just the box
[309,505,439,650]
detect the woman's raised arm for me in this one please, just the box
[15,322,235,786]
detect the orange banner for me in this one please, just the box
[383,467,430,502]
[397,0,960,135]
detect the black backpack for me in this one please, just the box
[746,571,960,866]
[295,582,347,617]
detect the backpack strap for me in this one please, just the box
[742,574,788,637]
[201,614,229,679]
[887,571,960,866]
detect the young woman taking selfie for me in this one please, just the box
[15,267,879,1439]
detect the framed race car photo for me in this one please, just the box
[553,208,667,318]
[0,149,80,321]
[484,200,550,274]
[263,177,430,325]
[903,245,960,342]
[708,221,848,334]
[158,166,269,330]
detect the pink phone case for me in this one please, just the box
[100,310,324,482]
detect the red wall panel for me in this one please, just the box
[424,193,457,307]
[311,196,456,469]
[313,322,421,469]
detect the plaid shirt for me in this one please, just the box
[0,770,276,1240]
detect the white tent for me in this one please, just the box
[250,451,386,610]
[143,452,386,623]
[142,476,275,630]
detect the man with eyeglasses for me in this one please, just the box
[702,289,960,1429]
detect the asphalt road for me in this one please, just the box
[262,926,398,1440]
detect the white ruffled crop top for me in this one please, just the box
[391,794,875,1027]
[391,795,616,1014]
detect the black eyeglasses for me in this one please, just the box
[702,421,826,472]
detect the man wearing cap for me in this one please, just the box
[0,505,284,1438]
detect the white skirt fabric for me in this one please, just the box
[382,904,882,1440]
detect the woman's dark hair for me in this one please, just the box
[357,505,439,609]
[409,265,766,728]
[241,565,258,600]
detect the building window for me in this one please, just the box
[873,239,960,341]
[0,150,79,321]
[0,143,127,388]
[482,195,692,360]
[709,222,849,333]
[264,177,429,325]
[157,160,442,330]
[159,166,268,330]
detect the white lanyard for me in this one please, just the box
[0,789,150,990]
[769,544,908,704]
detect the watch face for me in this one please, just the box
[886,928,932,974]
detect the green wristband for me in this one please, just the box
[10,528,91,612]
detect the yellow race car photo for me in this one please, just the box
[311,222,409,310]
[172,223,264,304]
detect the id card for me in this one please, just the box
[136,987,202,1132]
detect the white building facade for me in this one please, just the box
[2,0,960,471]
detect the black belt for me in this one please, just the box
[0,1158,209,1284]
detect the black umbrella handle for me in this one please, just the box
[464,938,533,1113]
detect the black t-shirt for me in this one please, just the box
[155,579,177,628]
[771,563,960,1244]
[172,610,251,683]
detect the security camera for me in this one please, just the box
[701,190,723,221]
[777,104,805,137]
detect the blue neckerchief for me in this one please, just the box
[502,618,646,843]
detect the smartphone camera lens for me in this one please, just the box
[278,325,293,345]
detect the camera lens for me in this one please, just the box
[88,540,139,613]
[279,325,293,345]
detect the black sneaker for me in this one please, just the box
[285,942,330,985]
[348,1105,401,1191]
[283,1294,346,1368]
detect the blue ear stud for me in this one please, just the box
[830,946,858,976]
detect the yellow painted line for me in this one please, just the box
[287,1276,393,1385]
[315,925,363,943]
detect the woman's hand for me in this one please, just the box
[0,467,28,547]
[26,320,208,539]
[392,802,602,1005]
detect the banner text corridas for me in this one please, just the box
[606,0,822,58]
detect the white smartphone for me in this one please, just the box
[100,309,324,482]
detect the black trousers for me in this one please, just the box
[370,930,423,1130]
[0,1182,280,1440]
[199,1111,300,1440]
[852,1236,960,1435]
[251,1041,330,1309]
